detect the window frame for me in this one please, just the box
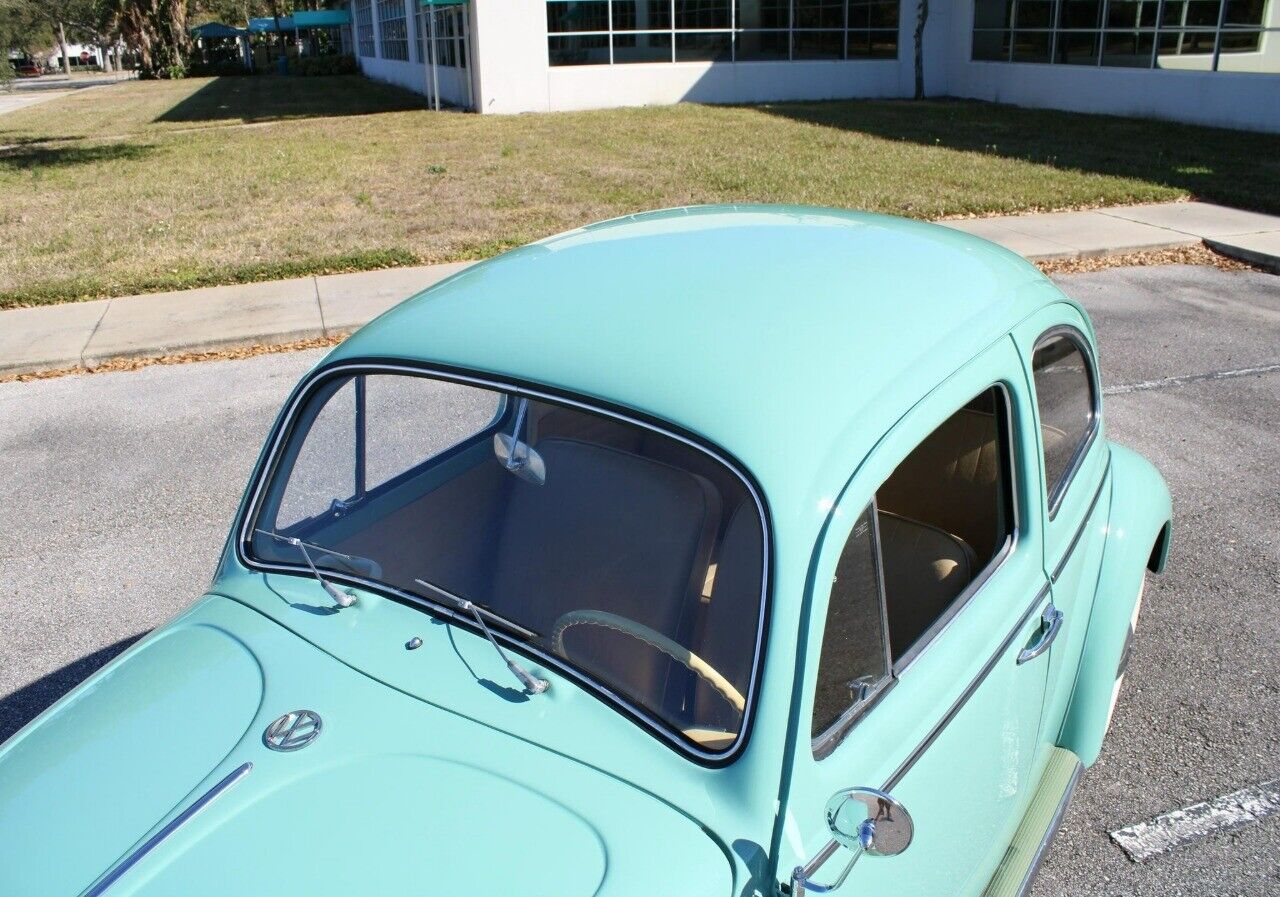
[810,382,1021,759]
[1030,325,1102,520]
[235,359,774,767]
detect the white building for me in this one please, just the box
[350,0,1280,132]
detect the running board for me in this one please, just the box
[982,747,1083,897]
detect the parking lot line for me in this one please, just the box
[1110,778,1280,862]
[1104,361,1280,395]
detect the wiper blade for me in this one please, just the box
[414,578,549,695]
[256,529,357,609]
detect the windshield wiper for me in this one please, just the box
[256,529,357,609]
[414,578,549,695]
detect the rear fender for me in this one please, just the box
[1058,442,1171,767]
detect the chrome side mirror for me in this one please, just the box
[791,787,914,897]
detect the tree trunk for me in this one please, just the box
[57,21,73,76]
[913,0,929,100]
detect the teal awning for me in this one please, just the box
[291,9,351,27]
[247,16,294,32]
[191,22,246,38]
[421,0,468,6]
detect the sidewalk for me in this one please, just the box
[2,201,1278,378]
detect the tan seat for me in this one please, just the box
[877,510,976,659]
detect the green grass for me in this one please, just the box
[2,75,1277,309]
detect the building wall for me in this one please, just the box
[356,0,1280,133]
[941,0,1280,133]
[354,0,473,107]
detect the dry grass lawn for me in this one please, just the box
[2,75,1278,308]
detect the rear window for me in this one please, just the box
[246,369,767,756]
[1032,332,1098,509]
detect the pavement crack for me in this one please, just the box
[1104,361,1280,396]
[80,299,113,367]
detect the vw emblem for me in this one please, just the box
[263,710,322,752]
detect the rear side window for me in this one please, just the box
[1031,332,1097,510]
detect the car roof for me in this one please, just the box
[328,205,1072,507]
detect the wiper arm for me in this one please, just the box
[256,529,357,608]
[414,578,549,695]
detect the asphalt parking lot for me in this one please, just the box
[1,264,1277,895]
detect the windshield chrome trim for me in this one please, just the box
[234,360,772,766]
[82,762,251,897]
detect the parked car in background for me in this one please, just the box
[0,206,1171,897]
[13,60,42,77]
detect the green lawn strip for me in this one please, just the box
[0,249,417,310]
[2,78,1277,310]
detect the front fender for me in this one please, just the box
[1058,442,1171,767]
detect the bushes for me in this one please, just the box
[289,54,358,77]
[187,61,255,77]
[138,63,188,80]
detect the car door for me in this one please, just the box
[776,337,1054,897]
[1012,307,1111,746]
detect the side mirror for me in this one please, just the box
[791,787,914,897]
[826,787,914,857]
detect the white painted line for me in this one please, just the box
[1104,362,1280,395]
[1110,778,1280,862]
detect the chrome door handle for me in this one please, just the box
[1017,605,1063,665]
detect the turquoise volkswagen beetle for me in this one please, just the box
[0,207,1171,897]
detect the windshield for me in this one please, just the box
[246,370,767,755]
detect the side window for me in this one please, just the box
[1031,332,1097,510]
[812,504,891,745]
[876,386,1015,663]
[811,386,1017,755]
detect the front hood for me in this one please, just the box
[0,597,732,897]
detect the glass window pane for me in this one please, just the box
[1184,0,1224,26]
[547,0,610,32]
[736,29,791,58]
[1011,28,1052,59]
[1060,0,1103,29]
[675,30,732,58]
[867,28,899,57]
[549,33,611,64]
[612,0,673,29]
[869,0,899,27]
[613,31,674,60]
[675,0,731,28]
[736,0,790,28]
[974,0,1015,28]
[972,28,1012,59]
[1217,27,1262,50]
[811,504,889,739]
[1105,0,1159,28]
[1015,0,1056,28]
[1223,0,1265,24]
[1101,28,1155,65]
[794,29,845,57]
[276,380,356,529]
[1056,29,1100,62]
[795,0,846,28]
[1032,335,1096,501]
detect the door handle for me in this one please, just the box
[1017,605,1063,665]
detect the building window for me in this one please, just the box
[355,0,376,57]
[417,5,469,67]
[547,0,899,65]
[972,0,1279,71]
[378,0,410,61]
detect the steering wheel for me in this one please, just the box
[550,609,746,714]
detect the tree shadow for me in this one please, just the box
[153,74,429,126]
[0,632,148,743]
[0,141,155,172]
[754,97,1280,215]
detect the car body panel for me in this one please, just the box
[1059,443,1172,767]
[13,597,734,897]
[0,623,263,897]
[774,336,1052,896]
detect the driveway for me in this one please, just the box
[0,264,1277,895]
